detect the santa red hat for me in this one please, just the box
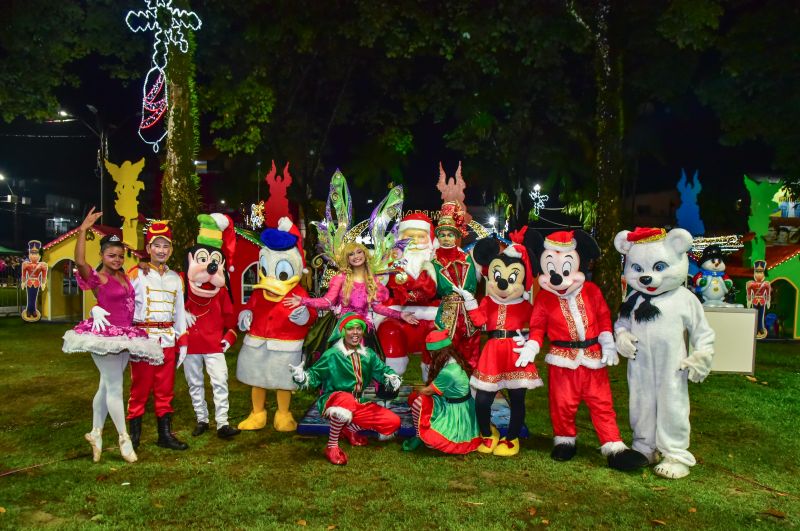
[146,220,172,245]
[504,226,534,292]
[626,227,666,244]
[544,230,576,252]
[398,212,434,243]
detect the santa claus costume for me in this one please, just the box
[461,228,542,456]
[376,212,439,378]
[520,229,648,470]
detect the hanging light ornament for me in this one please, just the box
[529,184,549,219]
[126,0,202,153]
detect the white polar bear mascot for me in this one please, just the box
[613,227,715,480]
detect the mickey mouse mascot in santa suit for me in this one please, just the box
[236,217,317,432]
[516,230,648,471]
[179,213,241,439]
[376,212,439,379]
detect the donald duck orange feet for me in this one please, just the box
[238,410,267,430]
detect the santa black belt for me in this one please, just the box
[487,330,521,339]
[551,337,599,349]
[446,394,471,404]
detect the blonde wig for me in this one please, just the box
[337,242,378,305]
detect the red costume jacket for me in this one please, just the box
[184,289,237,354]
[245,285,317,342]
[467,296,531,332]
[529,282,612,370]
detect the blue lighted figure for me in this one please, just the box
[675,169,705,237]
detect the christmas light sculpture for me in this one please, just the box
[529,184,549,218]
[126,0,202,153]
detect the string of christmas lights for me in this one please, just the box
[125,0,202,153]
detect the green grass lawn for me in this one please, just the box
[0,319,798,529]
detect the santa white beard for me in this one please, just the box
[403,244,433,279]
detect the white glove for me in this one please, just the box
[451,286,478,310]
[238,310,253,331]
[601,349,620,366]
[90,306,111,333]
[679,350,714,383]
[177,345,188,368]
[384,373,402,392]
[512,329,528,347]
[615,329,638,359]
[288,306,310,326]
[184,312,197,329]
[221,339,231,353]
[289,363,307,385]
[513,339,539,367]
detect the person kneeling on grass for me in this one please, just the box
[402,329,482,454]
[289,312,402,466]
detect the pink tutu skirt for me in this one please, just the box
[63,320,164,365]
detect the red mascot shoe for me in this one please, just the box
[325,446,349,465]
[342,429,369,447]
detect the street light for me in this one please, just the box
[59,106,109,224]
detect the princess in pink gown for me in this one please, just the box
[284,242,418,357]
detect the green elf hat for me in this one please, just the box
[197,213,237,272]
[328,312,367,343]
[425,329,452,351]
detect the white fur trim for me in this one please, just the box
[545,353,605,370]
[503,245,522,259]
[277,217,293,232]
[324,406,353,424]
[554,436,576,446]
[332,338,367,357]
[600,441,628,456]
[399,219,432,234]
[470,376,543,392]
[210,213,229,231]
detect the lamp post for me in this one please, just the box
[0,173,19,248]
[86,105,108,225]
[59,106,109,224]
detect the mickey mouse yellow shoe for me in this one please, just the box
[493,437,520,457]
[477,426,500,454]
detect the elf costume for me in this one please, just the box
[402,329,481,454]
[291,313,402,465]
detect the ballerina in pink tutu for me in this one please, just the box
[62,208,162,463]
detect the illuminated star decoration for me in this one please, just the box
[248,201,265,230]
[125,0,202,153]
[528,184,549,218]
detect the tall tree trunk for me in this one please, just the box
[592,0,624,306]
[163,26,200,270]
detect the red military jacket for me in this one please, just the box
[184,289,238,354]
[245,284,317,342]
[529,282,612,370]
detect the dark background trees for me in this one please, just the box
[1,0,796,293]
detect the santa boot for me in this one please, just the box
[156,413,189,450]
